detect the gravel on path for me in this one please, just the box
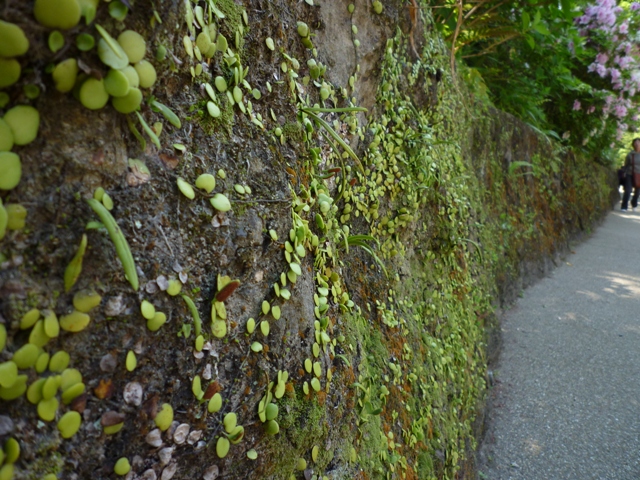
[477,211,640,480]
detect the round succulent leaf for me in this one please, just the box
[264,419,279,435]
[246,317,256,334]
[120,65,140,87]
[79,78,109,110]
[208,392,222,413]
[41,376,59,400]
[134,60,156,88]
[176,177,195,199]
[195,173,216,193]
[37,397,59,421]
[126,351,137,371]
[104,68,130,97]
[228,425,244,444]
[265,402,278,421]
[260,321,270,337]
[59,311,90,332]
[28,320,50,348]
[211,319,227,338]
[26,378,45,404]
[0,21,29,57]
[12,343,39,369]
[0,361,18,388]
[59,368,82,391]
[61,382,85,404]
[73,289,102,312]
[216,437,230,458]
[154,403,173,431]
[114,457,131,476]
[311,377,321,392]
[4,105,40,146]
[214,76,227,92]
[223,412,237,433]
[43,312,60,338]
[76,33,95,51]
[108,1,128,22]
[0,58,20,89]
[147,311,167,331]
[34,0,82,29]
[48,30,65,53]
[52,58,78,93]
[0,152,21,191]
[210,193,231,212]
[4,438,19,464]
[112,87,142,114]
[49,351,70,372]
[35,352,49,373]
[206,101,221,118]
[57,411,81,438]
[0,119,14,152]
[97,38,129,69]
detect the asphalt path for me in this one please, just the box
[477,210,640,480]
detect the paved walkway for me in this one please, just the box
[477,211,640,480]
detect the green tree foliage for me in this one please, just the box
[431,0,638,162]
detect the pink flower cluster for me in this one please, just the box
[575,0,640,143]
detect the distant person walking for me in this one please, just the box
[621,137,640,211]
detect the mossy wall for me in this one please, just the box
[0,1,614,479]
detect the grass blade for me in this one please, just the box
[302,108,364,174]
[87,198,139,291]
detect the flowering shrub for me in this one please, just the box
[576,0,640,148]
[436,0,639,162]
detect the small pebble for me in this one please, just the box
[146,428,163,448]
[165,421,179,440]
[0,416,14,436]
[156,275,169,290]
[203,465,219,480]
[123,382,143,406]
[100,353,118,373]
[104,295,126,316]
[161,462,177,480]
[145,281,159,294]
[187,429,202,445]
[158,447,173,466]
[132,456,145,470]
[173,423,190,444]
[139,469,157,480]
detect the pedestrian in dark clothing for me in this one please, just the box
[621,138,640,211]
